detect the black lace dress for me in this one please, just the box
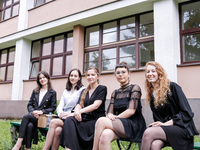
[107,84,146,142]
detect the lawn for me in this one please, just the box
[0,119,199,150]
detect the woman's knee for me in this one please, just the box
[54,126,62,137]
[95,117,108,128]
[99,130,113,145]
[142,127,155,140]
[150,140,164,150]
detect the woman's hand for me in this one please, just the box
[149,120,173,127]
[32,110,43,119]
[74,109,82,122]
[106,113,117,121]
[60,112,70,118]
[62,113,74,119]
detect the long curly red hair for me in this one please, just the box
[145,61,171,108]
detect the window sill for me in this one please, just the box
[177,63,200,67]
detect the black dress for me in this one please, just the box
[107,84,146,142]
[60,85,107,150]
[150,82,199,150]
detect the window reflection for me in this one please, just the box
[102,48,116,71]
[103,21,117,44]
[54,35,64,54]
[84,51,99,71]
[1,50,7,64]
[35,0,44,7]
[120,45,135,68]
[41,59,50,74]
[4,7,11,20]
[67,33,73,51]
[85,26,99,47]
[140,12,154,37]
[182,33,200,62]
[181,1,200,30]
[120,17,135,40]
[12,4,19,17]
[140,41,154,67]
[53,57,63,75]
[42,38,52,56]
[6,0,11,6]
[6,65,13,80]
[0,67,6,81]
[30,61,39,78]
[65,55,72,74]
[8,48,15,63]
[32,41,40,58]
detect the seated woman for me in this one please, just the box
[43,68,85,150]
[140,61,199,150]
[92,62,146,150]
[12,71,57,150]
[60,66,107,150]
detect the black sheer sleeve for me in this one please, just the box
[128,84,142,110]
[107,90,115,114]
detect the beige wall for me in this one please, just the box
[0,83,12,100]
[22,71,146,100]
[28,0,117,28]
[82,71,146,100]
[0,17,18,38]
[177,65,200,98]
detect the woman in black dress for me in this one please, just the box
[140,61,199,150]
[60,66,107,150]
[12,71,57,150]
[92,62,146,150]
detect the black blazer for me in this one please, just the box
[27,89,57,114]
[150,82,199,138]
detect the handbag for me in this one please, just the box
[38,114,56,128]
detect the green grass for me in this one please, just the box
[0,119,200,150]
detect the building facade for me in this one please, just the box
[0,0,200,129]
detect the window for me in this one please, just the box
[34,0,53,7]
[0,0,19,21]
[180,1,200,64]
[0,47,15,81]
[30,32,73,78]
[84,12,154,72]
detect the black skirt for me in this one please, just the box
[161,125,194,150]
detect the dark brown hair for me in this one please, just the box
[66,68,83,91]
[34,70,52,93]
[79,67,100,108]
[115,61,130,73]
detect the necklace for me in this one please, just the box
[121,82,130,89]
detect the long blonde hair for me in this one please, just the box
[145,61,171,108]
[79,67,100,108]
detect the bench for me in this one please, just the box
[117,138,200,150]
[10,121,49,150]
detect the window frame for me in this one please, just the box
[84,11,154,73]
[0,46,15,82]
[0,0,19,22]
[34,0,53,7]
[179,0,200,65]
[30,31,73,79]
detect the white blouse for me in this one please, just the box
[57,86,85,117]
[39,89,47,106]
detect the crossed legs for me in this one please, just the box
[140,127,167,150]
[43,119,63,150]
[92,117,118,150]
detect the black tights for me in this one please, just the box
[140,127,167,150]
[18,113,38,148]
